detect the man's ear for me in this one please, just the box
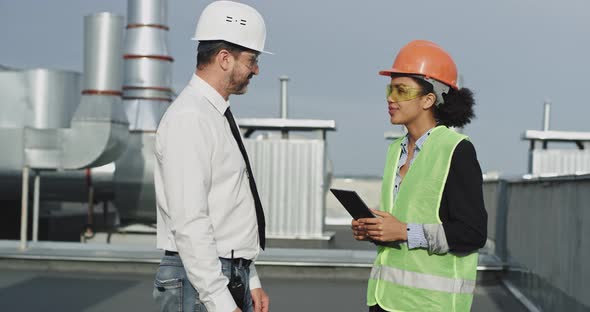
[422,93,436,110]
[217,49,234,71]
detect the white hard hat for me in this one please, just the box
[191,1,272,54]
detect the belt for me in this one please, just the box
[220,257,252,268]
[164,250,252,268]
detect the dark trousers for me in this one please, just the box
[369,305,387,312]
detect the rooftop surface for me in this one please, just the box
[0,224,519,311]
[0,265,525,312]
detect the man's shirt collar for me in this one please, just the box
[189,74,230,115]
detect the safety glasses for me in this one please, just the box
[386,84,424,102]
[238,52,259,70]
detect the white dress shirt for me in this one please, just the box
[155,74,261,312]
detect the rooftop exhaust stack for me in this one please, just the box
[82,13,124,95]
[60,12,129,169]
[113,0,173,222]
[280,75,289,119]
[123,0,173,131]
[543,99,551,131]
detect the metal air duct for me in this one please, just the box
[60,12,129,169]
[27,70,81,129]
[123,0,172,131]
[114,0,173,222]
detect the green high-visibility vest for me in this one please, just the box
[367,126,479,312]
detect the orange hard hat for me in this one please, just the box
[379,40,458,90]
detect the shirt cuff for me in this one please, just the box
[407,223,428,249]
[249,262,262,289]
[203,287,237,312]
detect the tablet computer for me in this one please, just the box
[329,188,375,220]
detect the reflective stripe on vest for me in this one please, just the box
[370,265,476,294]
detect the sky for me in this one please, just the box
[2,0,590,177]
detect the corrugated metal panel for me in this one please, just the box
[244,139,327,239]
[532,150,590,175]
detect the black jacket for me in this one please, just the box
[439,139,488,253]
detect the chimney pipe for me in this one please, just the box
[60,12,129,169]
[123,0,172,131]
[280,75,289,119]
[82,12,124,94]
[543,99,551,131]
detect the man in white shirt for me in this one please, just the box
[153,2,271,312]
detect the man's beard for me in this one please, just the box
[228,69,253,95]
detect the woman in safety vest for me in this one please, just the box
[352,40,488,311]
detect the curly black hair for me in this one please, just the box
[436,87,475,128]
[406,75,476,128]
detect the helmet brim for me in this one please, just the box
[378,68,457,89]
[378,70,394,77]
[378,69,418,77]
[191,37,273,55]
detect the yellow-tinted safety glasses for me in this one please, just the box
[386,84,424,102]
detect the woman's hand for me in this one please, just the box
[351,219,370,241]
[358,209,408,243]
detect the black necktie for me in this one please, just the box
[224,108,266,250]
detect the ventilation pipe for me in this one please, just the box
[543,99,551,131]
[279,76,289,138]
[123,0,173,130]
[60,12,129,169]
[114,0,173,222]
[280,75,289,119]
[541,99,551,149]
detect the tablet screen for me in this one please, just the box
[329,188,375,220]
